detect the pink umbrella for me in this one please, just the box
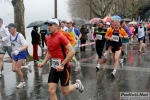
[90,18,101,24]
[103,17,112,22]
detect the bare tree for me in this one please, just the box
[11,0,26,38]
[68,0,113,19]
[68,0,147,19]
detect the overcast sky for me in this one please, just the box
[0,0,70,22]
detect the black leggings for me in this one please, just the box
[80,40,86,51]
[143,36,146,43]
[96,41,105,59]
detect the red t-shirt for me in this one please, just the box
[46,32,70,67]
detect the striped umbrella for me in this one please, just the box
[103,16,112,22]
[90,18,102,24]
[112,15,122,21]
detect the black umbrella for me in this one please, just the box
[27,21,45,28]
[40,24,48,30]
[123,18,132,22]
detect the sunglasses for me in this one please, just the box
[67,23,70,24]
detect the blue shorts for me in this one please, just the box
[13,50,27,61]
[138,36,145,42]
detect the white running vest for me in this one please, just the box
[138,27,145,38]
[10,33,23,51]
[0,25,11,46]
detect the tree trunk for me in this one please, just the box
[11,0,25,38]
[11,0,31,58]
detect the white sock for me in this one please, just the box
[113,70,116,73]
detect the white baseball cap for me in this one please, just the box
[106,22,110,25]
[66,20,73,23]
[45,18,59,26]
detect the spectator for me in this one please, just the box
[40,30,47,48]
[61,21,68,32]
[73,23,76,27]
[80,25,89,51]
[31,26,40,62]
[129,24,135,44]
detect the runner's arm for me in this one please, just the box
[62,43,75,65]
[18,34,28,52]
[78,33,82,40]
[42,50,51,65]
[74,28,82,40]
[2,28,10,42]
[105,28,112,40]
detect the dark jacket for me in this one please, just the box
[31,30,40,44]
[80,28,89,40]
[40,30,46,40]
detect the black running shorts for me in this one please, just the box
[110,46,122,53]
[48,67,71,86]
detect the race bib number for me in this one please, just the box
[11,42,15,47]
[112,35,119,42]
[139,30,142,34]
[51,58,61,69]
[96,34,102,40]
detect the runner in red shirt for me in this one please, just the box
[38,18,84,100]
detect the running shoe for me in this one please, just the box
[76,79,84,93]
[96,64,100,70]
[74,66,79,72]
[77,62,81,70]
[27,64,32,73]
[16,81,26,89]
[138,50,141,54]
[23,59,26,66]
[103,53,107,59]
[111,71,116,78]
[120,59,123,68]
[123,57,127,62]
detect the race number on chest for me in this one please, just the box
[112,35,119,42]
[51,58,61,69]
[96,34,102,40]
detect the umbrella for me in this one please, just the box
[27,21,45,28]
[90,18,101,24]
[112,15,122,21]
[40,24,48,30]
[128,21,137,25]
[103,16,112,22]
[123,18,132,22]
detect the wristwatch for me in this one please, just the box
[61,63,65,67]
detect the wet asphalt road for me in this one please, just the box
[0,42,150,100]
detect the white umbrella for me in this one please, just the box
[128,21,137,25]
